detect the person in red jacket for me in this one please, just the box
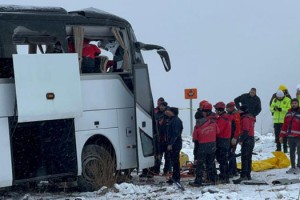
[234,105,255,181]
[279,98,300,174]
[189,103,219,187]
[202,102,218,122]
[214,101,232,183]
[81,38,101,73]
[226,102,241,178]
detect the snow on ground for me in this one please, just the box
[4,132,300,200]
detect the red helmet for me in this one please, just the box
[202,102,212,111]
[226,102,235,108]
[199,100,208,108]
[214,101,225,109]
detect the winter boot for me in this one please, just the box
[189,181,202,187]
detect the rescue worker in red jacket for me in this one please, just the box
[214,101,232,183]
[226,102,241,177]
[279,98,300,174]
[81,38,101,73]
[201,102,218,122]
[234,105,255,181]
[193,100,208,162]
[189,103,219,187]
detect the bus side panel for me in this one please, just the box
[75,128,120,175]
[80,76,133,111]
[0,117,12,187]
[74,110,118,131]
[117,108,137,169]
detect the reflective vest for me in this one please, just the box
[270,96,291,124]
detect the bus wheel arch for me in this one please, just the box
[78,135,116,192]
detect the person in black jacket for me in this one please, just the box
[234,88,262,118]
[165,107,183,184]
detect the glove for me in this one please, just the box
[277,107,282,111]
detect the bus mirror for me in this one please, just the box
[135,42,171,72]
[157,49,171,72]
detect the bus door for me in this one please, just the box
[134,63,155,170]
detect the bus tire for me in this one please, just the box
[77,145,116,192]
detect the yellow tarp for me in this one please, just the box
[237,151,290,172]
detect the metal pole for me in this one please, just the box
[190,99,193,135]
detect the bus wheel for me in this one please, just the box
[78,145,116,192]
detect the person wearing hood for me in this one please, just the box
[234,88,261,118]
[270,90,291,152]
[234,105,255,181]
[165,107,183,184]
[269,84,291,106]
[280,98,300,174]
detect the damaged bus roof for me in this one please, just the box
[0,5,130,26]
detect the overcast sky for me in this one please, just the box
[3,0,300,134]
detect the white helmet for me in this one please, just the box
[276,90,284,98]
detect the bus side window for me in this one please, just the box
[0,58,13,78]
[46,42,64,54]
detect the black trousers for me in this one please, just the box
[170,148,181,182]
[274,123,287,151]
[288,137,300,168]
[241,137,255,178]
[228,144,237,175]
[216,139,230,179]
[195,148,217,184]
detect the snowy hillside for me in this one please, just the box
[3,132,300,200]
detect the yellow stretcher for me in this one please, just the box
[237,151,290,172]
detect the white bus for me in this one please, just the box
[0,5,171,191]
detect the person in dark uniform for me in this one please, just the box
[234,105,256,181]
[234,88,261,118]
[165,107,183,184]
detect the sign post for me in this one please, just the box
[184,88,197,135]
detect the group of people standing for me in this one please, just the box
[189,88,261,187]
[140,84,300,187]
[140,97,184,185]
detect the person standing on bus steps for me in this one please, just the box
[234,105,255,181]
[269,84,292,106]
[214,101,232,183]
[226,102,241,178]
[140,97,166,178]
[280,98,300,174]
[189,103,219,187]
[165,107,183,184]
[154,97,165,114]
[270,90,291,152]
[234,88,261,119]
[152,101,171,175]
